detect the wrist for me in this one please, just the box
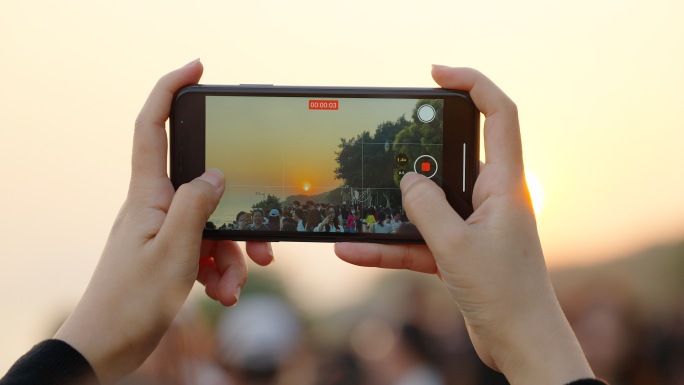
[493,295,593,385]
[55,289,165,385]
[54,244,180,385]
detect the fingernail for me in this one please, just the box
[399,171,422,189]
[183,58,201,68]
[198,168,224,189]
[234,285,242,304]
[432,64,448,69]
[267,243,275,265]
[400,171,418,180]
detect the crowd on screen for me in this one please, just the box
[206,200,417,235]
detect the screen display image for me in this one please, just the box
[204,95,445,238]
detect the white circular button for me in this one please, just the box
[417,104,436,123]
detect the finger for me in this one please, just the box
[155,169,224,257]
[334,242,438,274]
[204,268,221,301]
[400,172,468,255]
[432,65,523,174]
[197,244,221,301]
[200,240,214,258]
[212,241,248,306]
[197,256,217,288]
[132,59,203,184]
[245,242,275,266]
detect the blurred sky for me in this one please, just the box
[1,0,684,374]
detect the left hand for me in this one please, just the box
[55,59,274,384]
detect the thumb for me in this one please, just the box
[400,173,466,253]
[156,169,225,255]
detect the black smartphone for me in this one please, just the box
[170,85,479,243]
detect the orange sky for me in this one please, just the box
[1,0,684,374]
[207,96,416,187]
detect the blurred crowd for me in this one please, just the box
[119,268,684,385]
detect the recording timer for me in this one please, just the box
[309,99,339,110]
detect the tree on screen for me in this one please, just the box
[334,100,443,208]
[334,116,407,208]
[251,194,282,214]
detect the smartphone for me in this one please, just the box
[170,85,479,243]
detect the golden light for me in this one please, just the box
[303,182,311,192]
[525,170,545,217]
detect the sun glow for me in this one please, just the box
[303,182,311,192]
[525,171,545,217]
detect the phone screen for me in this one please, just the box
[171,85,478,242]
[205,95,444,237]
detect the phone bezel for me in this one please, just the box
[170,85,479,243]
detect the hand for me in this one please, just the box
[54,60,274,384]
[320,216,331,227]
[335,66,593,385]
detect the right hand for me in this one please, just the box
[335,66,593,385]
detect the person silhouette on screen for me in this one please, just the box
[267,209,281,231]
[249,209,269,231]
[314,206,343,232]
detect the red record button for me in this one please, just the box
[414,155,438,179]
[309,100,339,110]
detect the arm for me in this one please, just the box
[49,60,274,384]
[335,65,595,385]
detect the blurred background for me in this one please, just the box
[1,1,683,384]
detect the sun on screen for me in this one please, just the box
[302,182,311,192]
